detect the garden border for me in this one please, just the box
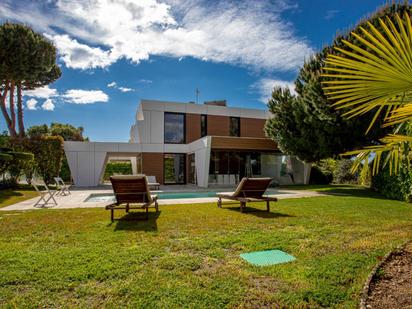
[359,239,412,309]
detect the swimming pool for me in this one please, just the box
[84,189,281,203]
[84,191,222,202]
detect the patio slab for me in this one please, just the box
[0,187,325,211]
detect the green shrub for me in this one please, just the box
[359,163,371,187]
[371,164,412,202]
[0,146,34,186]
[104,162,132,180]
[333,159,358,184]
[12,136,64,184]
[310,166,333,184]
[59,157,71,182]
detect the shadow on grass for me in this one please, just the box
[224,206,294,218]
[0,190,24,204]
[283,184,389,200]
[112,210,161,232]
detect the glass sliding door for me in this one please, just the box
[164,154,186,184]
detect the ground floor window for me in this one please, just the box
[164,153,186,184]
[208,151,304,185]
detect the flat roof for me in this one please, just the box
[137,99,271,120]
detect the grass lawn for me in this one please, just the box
[0,186,37,209]
[0,185,411,308]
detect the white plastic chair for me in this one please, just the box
[54,177,71,196]
[32,181,57,207]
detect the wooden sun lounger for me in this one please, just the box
[217,177,277,212]
[107,175,159,221]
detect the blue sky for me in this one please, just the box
[0,0,388,141]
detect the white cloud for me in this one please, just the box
[253,78,296,103]
[107,81,135,92]
[0,0,313,71]
[42,99,55,111]
[118,87,134,93]
[26,98,38,110]
[325,10,339,20]
[24,85,58,99]
[62,89,109,104]
[46,34,115,70]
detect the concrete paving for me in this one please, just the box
[0,186,325,211]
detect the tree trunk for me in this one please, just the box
[0,82,17,137]
[9,81,16,133]
[17,83,25,137]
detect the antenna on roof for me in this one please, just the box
[196,88,200,104]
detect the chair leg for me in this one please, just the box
[218,197,222,208]
[155,200,159,212]
[266,200,270,212]
[126,203,129,213]
[111,208,114,222]
[145,205,149,220]
[240,201,246,213]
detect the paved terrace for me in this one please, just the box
[0,185,325,211]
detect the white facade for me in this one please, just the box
[65,99,310,187]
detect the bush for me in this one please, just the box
[371,164,412,202]
[59,157,71,182]
[0,147,34,186]
[104,162,132,180]
[12,136,64,184]
[309,166,333,184]
[333,159,358,184]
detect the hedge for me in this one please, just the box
[371,164,412,202]
[104,162,132,180]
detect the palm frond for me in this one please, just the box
[322,12,412,131]
[342,134,412,175]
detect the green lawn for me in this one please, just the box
[0,186,411,308]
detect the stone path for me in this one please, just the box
[0,188,325,211]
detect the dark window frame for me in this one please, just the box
[163,153,186,185]
[229,117,240,137]
[200,114,208,137]
[164,112,186,144]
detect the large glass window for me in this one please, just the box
[164,154,185,184]
[230,117,240,137]
[164,112,185,144]
[201,114,207,137]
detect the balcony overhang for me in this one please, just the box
[210,136,278,151]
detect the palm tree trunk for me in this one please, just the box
[17,83,25,137]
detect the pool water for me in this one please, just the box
[84,189,280,203]
[85,191,221,202]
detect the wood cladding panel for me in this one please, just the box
[240,118,267,138]
[142,153,164,184]
[211,136,277,151]
[186,113,201,143]
[207,115,230,136]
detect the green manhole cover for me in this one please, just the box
[240,249,296,266]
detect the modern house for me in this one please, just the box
[64,99,311,187]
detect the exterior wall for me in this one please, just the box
[186,113,201,143]
[240,118,267,138]
[131,99,271,143]
[142,153,164,184]
[207,115,230,136]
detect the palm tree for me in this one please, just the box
[322,12,412,175]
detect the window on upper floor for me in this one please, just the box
[200,114,207,137]
[229,117,240,137]
[164,112,185,144]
